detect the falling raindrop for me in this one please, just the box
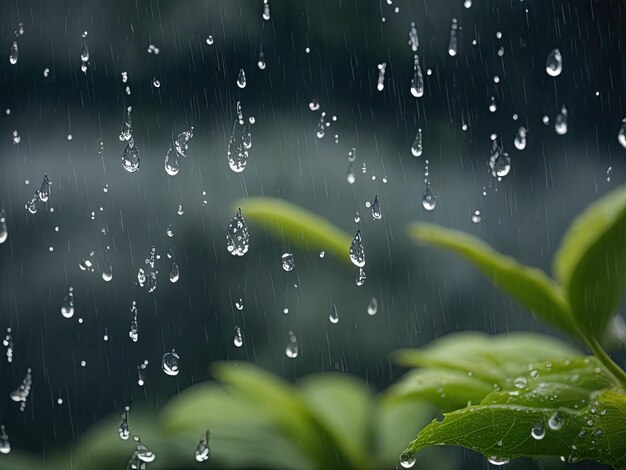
[410,55,424,98]
[169,262,180,283]
[356,267,366,286]
[161,350,180,376]
[309,99,320,111]
[227,102,250,172]
[408,22,419,51]
[122,138,140,173]
[618,119,626,148]
[546,48,563,77]
[370,195,382,220]
[233,326,243,347]
[195,431,211,462]
[119,407,130,440]
[135,437,156,463]
[129,302,139,342]
[164,144,180,176]
[152,77,160,88]
[367,297,378,315]
[61,287,75,318]
[281,253,295,271]
[285,331,299,358]
[39,175,50,202]
[555,105,568,135]
[471,210,482,223]
[400,452,416,468]
[226,209,250,256]
[411,129,423,156]
[0,426,9,455]
[349,229,366,267]
[257,50,266,69]
[237,68,247,88]
[262,1,271,20]
[421,187,437,211]
[25,192,39,214]
[376,63,387,91]
[0,210,7,244]
[119,106,133,141]
[448,18,458,56]
[3,328,13,363]
[514,126,527,150]
[9,42,18,65]
[329,303,339,324]
[10,368,32,412]
[206,36,214,45]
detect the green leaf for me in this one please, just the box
[235,197,352,263]
[554,184,626,339]
[404,388,626,469]
[407,223,577,337]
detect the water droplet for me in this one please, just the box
[400,452,416,468]
[257,50,266,69]
[0,426,10,454]
[61,287,74,318]
[356,267,366,286]
[135,438,156,463]
[122,138,140,173]
[411,129,423,156]
[618,120,626,148]
[161,350,180,376]
[233,326,243,347]
[226,209,249,256]
[235,299,244,310]
[546,48,562,77]
[370,195,382,220]
[421,187,437,211]
[38,175,51,202]
[281,253,295,271]
[489,96,497,113]
[10,368,32,411]
[227,102,250,172]
[129,302,139,342]
[513,376,527,389]
[448,18,458,56]
[471,210,481,224]
[548,411,564,431]
[531,423,545,440]
[0,210,8,244]
[206,36,214,45]
[514,126,527,150]
[237,68,247,88]
[285,331,299,358]
[349,229,365,267]
[487,456,510,466]
[25,192,39,214]
[377,63,387,91]
[169,262,180,283]
[9,41,18,65]
[152,77,160,88]
[119,407,130,440]
[262,1,271,20]
[164,144,180,176]
[119,106,133,141]
[555,105,568,135]
[367,297,378,315]
[329,303,339,324]
[408,22,419,52]
[195,431,211,462]
[410,55,424,98]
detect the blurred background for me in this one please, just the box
[0,0,625,467]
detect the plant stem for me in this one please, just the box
[586,336,626,389]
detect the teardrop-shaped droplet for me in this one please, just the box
[161,350,180,376]
[262,2,271,20]
[411,129,423,157]
[281,253,295,271]
[555,105,568,135]
[618,120,626,149]
[61,287,74,318]
[285,331,298,358]
[80,36,89,62]
[448,18,458,56]
[257,50,266,70]
[129,302,139,342]
[349,229,365,267]
[410,56,424,98]
[135,439,156,463]
[226,209,250,256]
[195,431,211,462]
[548,411,564,431]
[237,68,246,88]
[164,145,180,176]
[122,139,140,173]
[169,262,180,283]
[421,187,437,211]
[487,456,510,466]
[514,126,527,150]
[367,297,378,316]
[175,128,194,157]
[493,153,511,178]
[371,195,382,220]
[118,407,130,440]
[227,102,249,173]
[356,267,366,286]
[377,63,386,91]
[408,22,419,52]
[399,451,416,468]
[25,192,38,214]
[0,210,7,244]
[9,42,18,65]
[546,48,562,77]
[531,423,545,440]
[119,106,133,141]
[346,161,356,184]
[39,175,50,202]
[329,303,339,324]
[10,369,32,412]
[233,326,243,347]
[0,426,10,454]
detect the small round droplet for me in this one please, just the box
[161,350,180,376]
[531,423,545,440]
[152,77,160,88]
[281,253,295,271]
[548,411,564,431]
[421,187,437,211]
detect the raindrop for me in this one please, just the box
[410,55,424,98]
[227,102,250,172]
[448,18,458,56]
[169,262,180,283]
[0,426,9,454]
[548,411,564,431]
[119,106,133,141]
[514,126,527,150]
[235,299,244,310]
[152,78,160,88]
[39,175,50,202]
[9,42,18,65]
[555,105,568,135]
[25,192,39,214]
[237,68,247,88]
[226,209,250,256]
[329,303,339,324]
[376,63,387,91]
[400,452,416,468]
[421,187,437,211]
[135,438,156,463]
[487,456,510,466]
[408,22,419,51]
[281,253,295,271]
[206,36,214,45]
[513,377,527,389]
[80,32,89,63]
[349,229,365,267]
[119,407,130,440]
[546,48,562,77]
[233,326,243,347]
[309,99,320,111]
[10,368,32,412]
[195,431,211,462]
[367,297,378,315]
[411,129,423,156]
[489,96,497,113]
[164,144,180,176]
[285,331,299,358]
[0,210,8,244]
[3,328,13,363]
[161,350,180,376]
[257,50,266,69]
[61,287,74,318]
[356,267,366,286]
[262,1,271,20]
[129,302,139,342]
[122,139,140,173]
[531,423,545,440]
[370,195,382,220]
[471,210,481,223]
[618,119,626,148]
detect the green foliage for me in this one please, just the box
[235,197,352,263]
[396,334,626,467]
